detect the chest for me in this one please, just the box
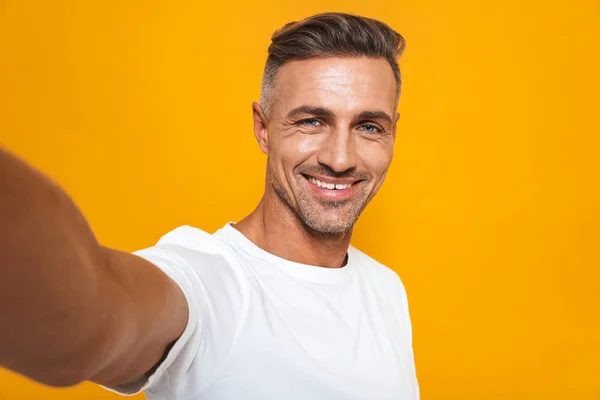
[199,278,415,400]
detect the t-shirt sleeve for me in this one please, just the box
[102,244,203,396]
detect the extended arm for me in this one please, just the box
[0,148,187,387]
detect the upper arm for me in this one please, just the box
[85,246,190,388]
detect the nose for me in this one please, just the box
[316,126,357,174]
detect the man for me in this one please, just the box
[0,12,419,400]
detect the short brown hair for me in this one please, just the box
[260,12,406,116]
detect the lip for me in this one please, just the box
[302,174,362,200]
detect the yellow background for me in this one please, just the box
[1,0,599,399]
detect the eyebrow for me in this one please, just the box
[286,106,333,119]
[356,111,393,124]
[286,105,393,125]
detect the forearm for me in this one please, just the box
[0,148,106,385]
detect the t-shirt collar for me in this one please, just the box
[214,222,356,284]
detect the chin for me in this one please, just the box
[294,196,367,235]
[300,213,357,235]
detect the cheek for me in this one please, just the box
[278,134,322,169]
[360,141,394,177]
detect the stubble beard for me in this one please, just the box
[269,167,370,235]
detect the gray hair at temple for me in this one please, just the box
[259,12,406,118]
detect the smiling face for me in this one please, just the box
[253,56,399,234]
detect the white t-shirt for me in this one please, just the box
[106,223,419,400]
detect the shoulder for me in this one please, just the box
[350,246,414,335]
[350,246,408,295]
[133,225,247,293]
[137,225,231,264]
[155,225,223,253]
[115,226,247,398]
[135,225,250,335]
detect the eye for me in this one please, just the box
[298,118,322,127]
[358,124,383,134]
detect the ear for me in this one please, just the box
[392,111,400,142]
[252,102,269,155]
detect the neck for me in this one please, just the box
[234,193,352,269]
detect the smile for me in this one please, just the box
[307,176,353,190]
[301,173,363,201]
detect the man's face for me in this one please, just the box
[257,57,398,234]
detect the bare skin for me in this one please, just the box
[0,150,188,387]
[0,56,398,388]
[236,57,398,269]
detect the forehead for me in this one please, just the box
[273,57,397,116]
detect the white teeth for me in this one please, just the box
[308,176,353,190]
[335,183,351,190]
